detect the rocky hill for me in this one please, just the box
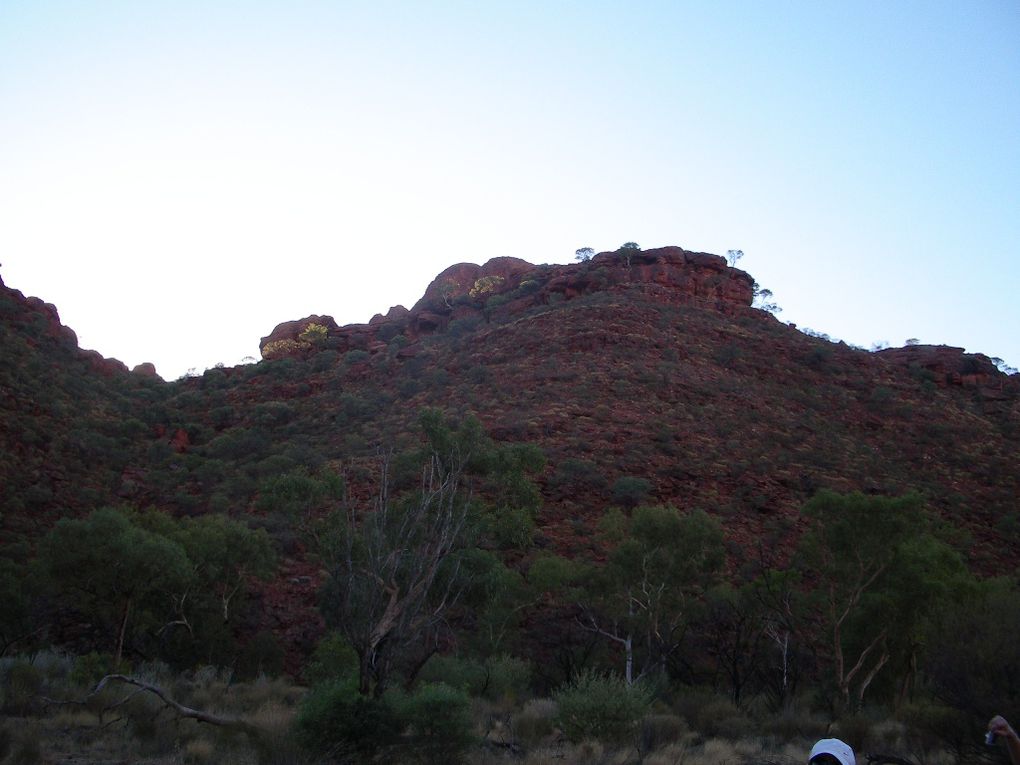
[253,245,1018,562]
[2,245,1019,661]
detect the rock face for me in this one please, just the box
[877,345,1002,388]
[258,246,756,360]
[2,279,134,375]
[132,362,160,378]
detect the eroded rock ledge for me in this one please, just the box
[259,245,757,361]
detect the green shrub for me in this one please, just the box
[310,349,340,372]
[426,368,450,388]
[554,671,652,744]
[303,633,359,687]
[208,492,231,513]
[483,655,532,702]
[296,680,401,763]
[256,471,341,516]
[486,293,510,311]
[398,377,422,397]
[492,505,535,548]
[466,364,490,384]
[418,653,529,702]
[253,401,295,427]
[515,279,541,296]
[868,385,895,412]
[251,454,300,479]
[377,323,402,343]
[447,317,482,338]
[399,682,474,764]
[340,393,378,420]
[611,476,652,507]
[418,655,487,695]
[207,428,271,462]
[673,689,751,739]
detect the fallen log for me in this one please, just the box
[88,674,261,737]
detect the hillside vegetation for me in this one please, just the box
[1,245,1018,764]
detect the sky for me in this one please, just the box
[1,1,1017,380]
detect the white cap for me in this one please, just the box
[809,738,856,765]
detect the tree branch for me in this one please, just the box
[90,675,260,737]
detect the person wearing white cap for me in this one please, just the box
[988,716,1020,764]
[808,737,856,765]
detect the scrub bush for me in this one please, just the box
[554,670,652,744]
[302,633,358,687]
[399,682,474,764]
[611,476,652,507]
[513,698,558,748]
[295,680,401,763]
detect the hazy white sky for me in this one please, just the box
[2,1,1017,380]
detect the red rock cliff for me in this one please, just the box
[259,245,756,360]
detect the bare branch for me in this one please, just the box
[90,675,260,736]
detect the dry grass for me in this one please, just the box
[6,672,310,765]
[184,737,217,763]
[643,742,692,765]
[638,737,805,765]
[249,700,297,737]
[1,656,968,765]
[512,697,559,749]
[519,738,635,765]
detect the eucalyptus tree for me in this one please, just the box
[798,490,967,712]
[579,505,725,684]
[37,507,192,666]
[315,410,543,696]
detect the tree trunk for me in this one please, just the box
[115,597,132,668]
[896,649,917,709]
[358,649,373,697]
[624,634,633,685]
[854,649,890,712]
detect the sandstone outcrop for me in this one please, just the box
[878,344,1002,387]
[259,245,756,360]
[132,362,160,378]
[1,279,136,375]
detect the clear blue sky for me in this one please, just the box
[2,1,1017,379]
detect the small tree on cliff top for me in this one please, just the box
[618,242,640,267]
